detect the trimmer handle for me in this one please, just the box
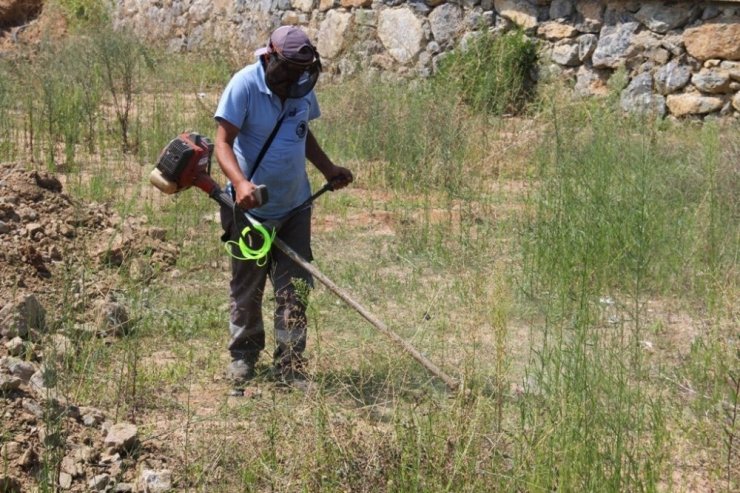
[307,176,342,203]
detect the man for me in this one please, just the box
[214,26,353,390]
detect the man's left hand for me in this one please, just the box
[326,165,354,190]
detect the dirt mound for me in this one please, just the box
[0,162,177,301]
[0,162,178,492]
[0,0,43,28]
[0,0,67,55]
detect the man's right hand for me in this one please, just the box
[234,180,263,210]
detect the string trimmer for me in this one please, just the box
[150,132,459,391]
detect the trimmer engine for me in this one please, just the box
[150,132,216,195]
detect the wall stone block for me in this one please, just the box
[692,69,733,94]
[551,41,580,67]
[575,0,604,33]
[494,0,538,29]
[378,7,425,64]
[620,72,666,117]
[592,22,639,68]
[549,0,574,20]
[537,21,578,41]
[684,17,740,61]
[577,33,598,62]
[340,0,372,8]
[634,1,700,34]
[429,3,464,46]
[666,93,725,116]
[293,0,315,13]
[654,60,692,95]
[720,61,740,81]
[574,64,610,96]
[317,9,352,58]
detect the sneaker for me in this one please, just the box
[271,360,310,391]
[227,359,256,387]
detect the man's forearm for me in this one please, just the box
[215,121,248,186]
[216,142,247,186]
[306,129,336,177]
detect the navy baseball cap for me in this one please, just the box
[255,26,318,66]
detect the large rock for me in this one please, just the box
[378,7,425,64]
[88,474,110,492]
[732,92,740,112]
[684,18,740,61]
[317,10,352,59]
[29,366,59,399]
[104,423,139,454]
[635,1,699,34]
[0,356,36,382]
[494,0,538,29]
[666,94,724,116]
[692,69,732,94]
[4,337,24,356]
[0,374,21,393]
[79,406,105,427]
[654,60,692,95]
[94,299,131,337]
[139,469,173,493]
[429,3,463,46]
[620,72,666,117]
[592,22,639,68]
[0,294,45,340]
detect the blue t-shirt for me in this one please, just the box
[214,60,321,220]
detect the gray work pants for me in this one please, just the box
[220,204,314,366]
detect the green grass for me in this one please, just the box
[434,28,538,116]
[1,22,737,493]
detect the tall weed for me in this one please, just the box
[93,28,154,153]
[435,29,538,116]
[314,76,486,195]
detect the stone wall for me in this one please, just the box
[112,0,740,119]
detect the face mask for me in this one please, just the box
[264,51,321,99]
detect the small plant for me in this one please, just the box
[55,0,110,30]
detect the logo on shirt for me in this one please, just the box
[296,121,307,139]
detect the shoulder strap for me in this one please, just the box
[248,113,286,180]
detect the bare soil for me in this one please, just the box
[0,162,178,492]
